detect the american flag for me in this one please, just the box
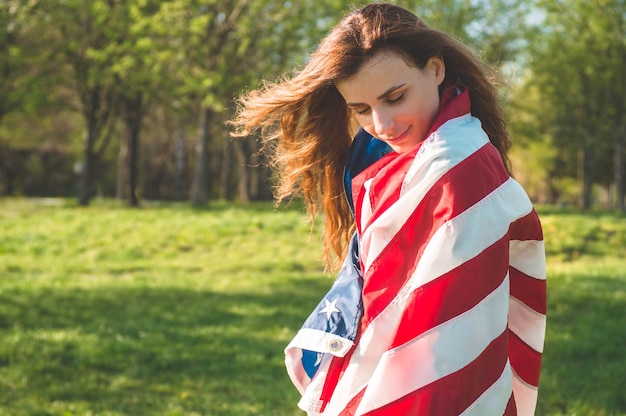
[285,88,546,415]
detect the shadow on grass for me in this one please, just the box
[0,277,330,416]
[539,273,626,415]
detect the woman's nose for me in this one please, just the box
[372,109,394,138]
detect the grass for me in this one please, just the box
[0,198,326,416]
[537,207,626,415]
[0,198,625,415]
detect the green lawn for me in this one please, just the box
[0,198,624,415]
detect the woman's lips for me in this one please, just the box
[384,126,410,143]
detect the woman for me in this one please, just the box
[232,3,546,415]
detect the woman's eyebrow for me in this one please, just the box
[345,83,407,107]
[376,83,406,100]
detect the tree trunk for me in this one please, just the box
[232,139,249,203]
[116,137,128,200]
[125,119,140,206]
[249,139,261,200]
[616,127,625,213]
[120,93,143,207]
[78,128,96,206]
[219,139,232,200]
[76,84,115,206]
[579,141,594,211]
[191,106,213,205]
[174,128,186,201]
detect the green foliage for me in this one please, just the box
[391,0,535,66]
[517,0,626,207]
[510,133,558,203]
[0,199,625,415]
[0,0,55,121]
[3,0,575,203]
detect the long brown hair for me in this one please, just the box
[231,3,512,270]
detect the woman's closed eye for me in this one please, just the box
[387,92,405,104]
[351,92,405,115]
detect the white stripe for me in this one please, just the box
[286,328,354,357]
[324,179,533,414]
[362,195,415,273]
[355,277,510,414]
[319,312,398,415]
[512,370,539,416]
[460,361,513,416]
[403,178,533,293]
[285,328,354,396]
[296,353,332,414]
[509,296,546,353]
[361,116,488,273]
[402,114,488,194]
[510,240,546,279]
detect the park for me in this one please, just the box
[1,0,625,415]
[0,199,625,414]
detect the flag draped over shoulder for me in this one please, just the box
[285,88,546,416]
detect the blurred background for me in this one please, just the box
[1,2,625,415]
[0,0,624,209]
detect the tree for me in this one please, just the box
[51,0,125,205]
[147,0,350,204]
[1,0,548,202]
[51,0,174,206]
[0,1,53,124]
[224,0,349,202]
[525,0,625,210]
[145,0,248,204]
[106,0,164,206]
[222,0,538,203]
[395,0,536,67]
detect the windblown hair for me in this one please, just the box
[231,3,512,270]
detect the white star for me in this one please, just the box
[319,298,340,319]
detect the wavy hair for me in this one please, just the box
[231,3,512,270]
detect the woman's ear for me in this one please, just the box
[427,56,446,86]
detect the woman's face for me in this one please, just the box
[335,51,445,153]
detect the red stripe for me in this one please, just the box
[360,144,509,325]
[509,210,543,240]
[351,152,400,236]
[509,330,543,386]
[504,393,517,415]
[339,388,366,416]
[363,151,415,229]
[425,87,471,138]
[390,237,509,349]
[510,267,547,314]
[318,355,348,411]
[362,330,510,415]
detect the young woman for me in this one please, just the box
[232,3,546,415]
